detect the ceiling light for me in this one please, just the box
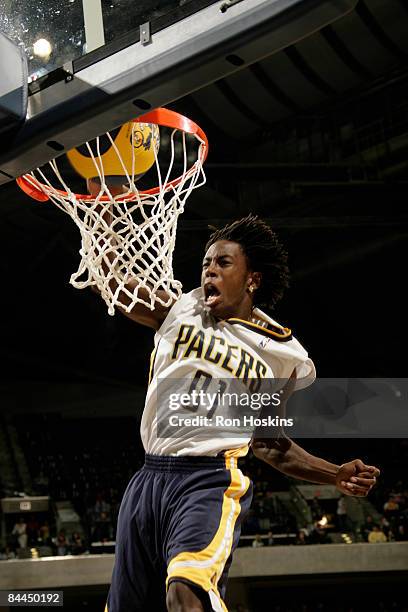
[33,38,52,59]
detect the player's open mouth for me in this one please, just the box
[204,283,221,307]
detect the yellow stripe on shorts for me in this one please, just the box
[166,447,250,612]
[224,445,249,469]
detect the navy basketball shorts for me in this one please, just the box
[107,451,253,612]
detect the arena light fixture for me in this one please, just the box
[33,38,52,59]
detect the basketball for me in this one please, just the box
[66,122,160,182]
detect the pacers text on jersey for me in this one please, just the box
[171,324,269,390]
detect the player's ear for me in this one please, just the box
[247,271,262,293]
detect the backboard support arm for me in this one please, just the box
[0,0,357,185]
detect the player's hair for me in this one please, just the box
[205,214,289,310]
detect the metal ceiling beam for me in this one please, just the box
[202,162,376,181]
[293,230,408,279]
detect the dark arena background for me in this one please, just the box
[0,1,407,611]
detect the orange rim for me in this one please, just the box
[16,108,209,203]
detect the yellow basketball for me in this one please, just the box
[66,122,160,181]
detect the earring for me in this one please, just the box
[249,286,254,293]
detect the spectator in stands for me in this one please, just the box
[383,496,399,516]
[389,484,405,507]
[308,523,330,544]
[361,515,374,542]
[92,511,112,542]
[56,530,68,556]
[379,516,391,539]
[94,493,111,520]
[394,524,408,542]
[39,521,51,546]
[12,517,28,549]
[71,532,86,555]
[0,546,16,560]
[368,525,387,543]
[387,527,395,541]
[267,531,274,546]
[295,530,308,545]
[252,534,264,548]
[336,495,349,532]
[26,515,40,547]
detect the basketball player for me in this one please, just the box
[94,210,380,612]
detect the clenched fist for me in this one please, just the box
[336,459,380,496]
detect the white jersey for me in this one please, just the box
[140,288,315,456]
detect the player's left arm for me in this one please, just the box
[251,370,380,497]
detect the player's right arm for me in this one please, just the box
[92,281,175,330]
[114,284,175,330]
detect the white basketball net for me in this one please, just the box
[19,114,207,315]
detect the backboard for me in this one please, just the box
[0,0,357,185]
